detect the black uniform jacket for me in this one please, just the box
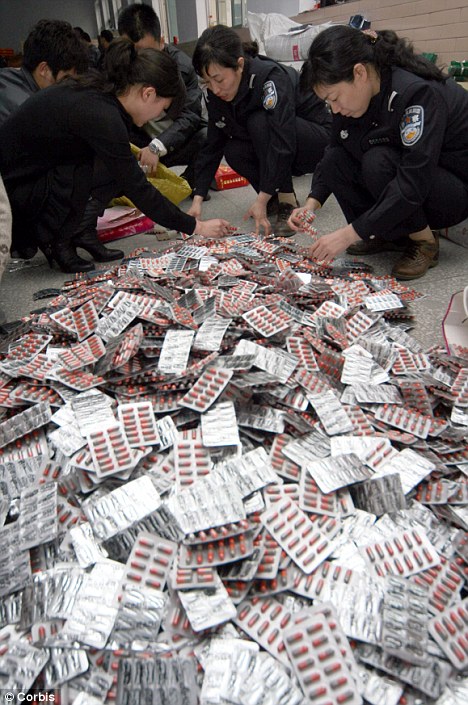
[0,82,196,235]
[311,67,468,240]
[194,54,331,197]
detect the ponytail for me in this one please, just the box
[62,37,185,115]
[301,25,446,90]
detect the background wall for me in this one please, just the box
[0,0,98,53]
[292,0,468,67]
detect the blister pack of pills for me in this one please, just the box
[261,496,339,574]
[283,612,362,705]
[428,596,468,669]
[361,528,440,578]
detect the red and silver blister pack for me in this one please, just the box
[260,496,339,574]
[179,366,233,412]
[361,528,440,578]
[428,596,468,670]
[122,530,177,592]
[283,612,362,705]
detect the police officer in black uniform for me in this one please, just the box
[189,24,331,237]
[289,25,468,280]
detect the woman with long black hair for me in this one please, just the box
[189,24,331,237]
[0,38,230,272]
[289,25,468,280]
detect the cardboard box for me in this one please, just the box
[211,165,249,191]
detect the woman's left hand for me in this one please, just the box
[307,224,361,263]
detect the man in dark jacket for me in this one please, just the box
[0,19,88,126]
[118,3,209,198]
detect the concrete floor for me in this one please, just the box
[0,173,466,350]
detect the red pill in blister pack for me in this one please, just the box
[117,402,160,447]
[361,528,440,578]
[242,305,292,338]
[299,470,339,517]
[7,333,52,362]
[86,423,135,477]
[234,595,293,666]
[269,434,301,481]
[174,437,212,489]
[178,531,254,568]
[291,560,359,602]
[345,310,376,344]
[374,403,432,439]
[343,405,374,436]
[283,613,362,705]
[183,517,257,546]
[264,483,300,506]
[53,368,104,392]
[428,597,468,670]
[170,565,217,590]
[412,557,464,615]
[58,334,106,371]
[72,299,100,341]
[286,337,319,371]
[123,530,177,592]
[255,532,283,580]
[179,366,233,412]
[261,496,338,574]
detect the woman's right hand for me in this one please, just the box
[187,195,203,219]
[288,197,321,231]
[194,218,231,239]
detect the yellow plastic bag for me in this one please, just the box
[111,143,192,208]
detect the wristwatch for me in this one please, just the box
[148,138,167,157]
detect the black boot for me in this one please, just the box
[74,229,124,262]
[42,241,95,273]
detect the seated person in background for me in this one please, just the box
[74,27,101,69]
[97,29,114,69]
[189,25,331,236]
[0,18,88,126]
[290,25,468,280]
[118,3,209,197]
[0,19,123,263]
[0,39,230,274]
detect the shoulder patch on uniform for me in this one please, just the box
[399,105,424,146]
[262,80,277,110]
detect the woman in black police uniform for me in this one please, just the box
[0,39,230,273]
[288,25,468,280]
[188,24,331,237]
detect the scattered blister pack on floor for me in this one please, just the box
[0,231,466,704]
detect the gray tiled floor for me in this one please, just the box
[0,173,466,349]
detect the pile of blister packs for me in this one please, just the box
[0,228,467,705]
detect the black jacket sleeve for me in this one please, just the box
[70,95,196,234]
[192,101,228,198]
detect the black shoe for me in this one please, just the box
[346,237,407,255]
[10,245,38,260]
[274,202,296,237]
[74,230,124,262]
[42,242,95,273]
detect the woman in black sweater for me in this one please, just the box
[0,39,230,272]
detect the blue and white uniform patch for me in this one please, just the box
[262,80,277,110]
[400,105,424,146]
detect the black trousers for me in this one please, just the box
[223,110,330,194]
[8,162,95,253]
[320,145,468,240]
